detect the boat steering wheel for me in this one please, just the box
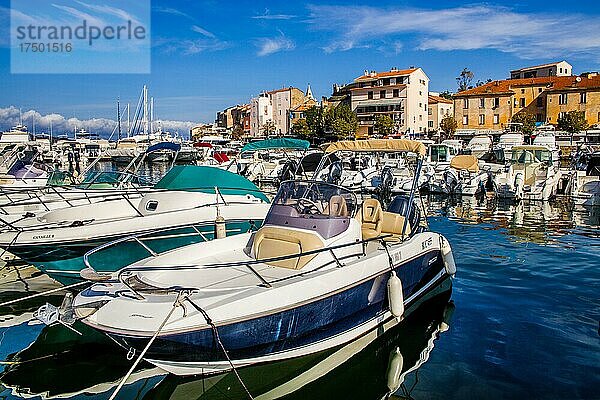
[296,197,321,215]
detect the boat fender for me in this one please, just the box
[214,215,226,239]
[386,346,404,392]
[440,236,457,276]
[387,271,404,318]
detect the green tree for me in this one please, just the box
[439,91,453,100]
[511,112,536,135]
[304,106,325,136]
[324,103,358,139]
[557,111,589,144]
[440,116,458,141]
[456,68,474,92]
[291,118,310,137]
[261,120,276,136]
[374,115,395,136]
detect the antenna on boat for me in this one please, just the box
[214,186,226,239]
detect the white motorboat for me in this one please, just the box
[69,140,456,376]
[430,155,490,196]
[494,133,524,162]
[466,135,492,159]
[571,152,600,206]
[0,166,270,284]
[494,145,561,201]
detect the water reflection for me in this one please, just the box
[0,279,453,400]
[427,195,599,245]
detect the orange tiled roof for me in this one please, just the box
[354,68,418,82]
[428,95,453,104]
[545,74,600,91]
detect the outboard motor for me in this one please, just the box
[373,166,394,205]
[327,161,343,185]
[277,160,298,184]
[442,170,458,194]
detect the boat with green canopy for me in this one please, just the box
[0,165,270,284]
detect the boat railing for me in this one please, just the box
[82,218,262,277]
[115,233,398,297]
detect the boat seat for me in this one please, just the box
[324,195,348,217]
[381,211,412,242]
[356,198,383,240]
[252,226,324,270]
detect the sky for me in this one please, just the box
[0,0,599,136]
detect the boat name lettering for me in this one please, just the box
[421,237,433,250]
[32,234,54,240]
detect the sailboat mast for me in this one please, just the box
[143,85,148,138]
[150,96,154,137]
[117,97,122,141]
[127,103,130,138]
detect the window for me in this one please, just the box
[419,103,422,108]
[558,111,566,120]
[580,92,587,103]
[520,98,526,107]
[537,97,543,107]
[463,98,469,109]
[419,115,423,121]
[479,114,485,125]
[560,68,563,73]
[383,78,390,86]
[598,112,600,123]
[462,115,468,125]
[393,89,399,97]
[538,88,543,93]
[494,97,500,108]
[536,113,544,122]
[368,91,373,100]
[480,98,485,108]
[559,93,567,105]
[428,121,434,128]
[521,89,525,94]
[380,90,386,98]
[549,68,555,76]
[493,114,499,124]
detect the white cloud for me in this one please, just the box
[74,1,142,25]
[306,4,600,60]
[153,7,192,19]
[0,106,198,138]
[252,8,296,20]
[192,25,216,39]
[154,36,230,55]
[256,34,295,56]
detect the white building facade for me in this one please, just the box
[250,93,273,137]
[350,67,429,136]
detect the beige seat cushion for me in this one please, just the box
[252,226,324,269]
[381,211,412,241]
[356,198,383,240]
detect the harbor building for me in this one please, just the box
[428,93,454,132]
[248,86,310,137]
[343,67,429,137]
[453,73,600,133]
[510,61,572,79]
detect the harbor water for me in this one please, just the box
[0,173,598,399]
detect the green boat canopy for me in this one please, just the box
[154,165,269,202]
[241,138,310,153]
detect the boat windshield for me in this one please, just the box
[265,181,357,239]
[511,149,552,164]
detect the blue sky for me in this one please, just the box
[0,0,599,134]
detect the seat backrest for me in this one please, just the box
[326,195,348,217]
[382,211,412,238]
[356,198,383,239]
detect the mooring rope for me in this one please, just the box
[185,296,254,400]
[0,280,87,308]
[108,293,182,400]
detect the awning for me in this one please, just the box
[324,139,426,156]
[450,155,479,172]
[154,165,269,202]
[146,142,181,153]
[241,138,310,153]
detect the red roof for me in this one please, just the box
[428,95,453,104]
[354,68,418,82]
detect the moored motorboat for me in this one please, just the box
[0,166,270,284]
[70,140,456,376]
